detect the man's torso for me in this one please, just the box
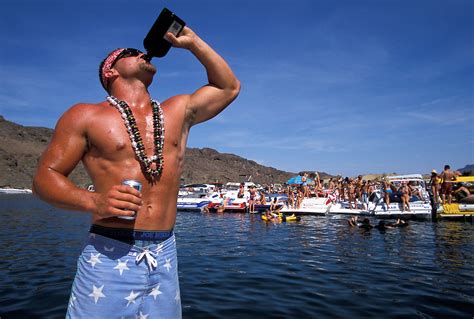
[82,98,190,230]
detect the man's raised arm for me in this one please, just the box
[166,27,241,125]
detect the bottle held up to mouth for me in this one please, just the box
[143,7,186,59]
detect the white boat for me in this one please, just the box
[329,201,372,215]
[206,182,260,213]
[177,191,219,212]
[0,188,32,194]
[374,174,432,219]
[330,174,432,220]
[207,189,247,213]
[371,198,432,219]
[279,197,332,215]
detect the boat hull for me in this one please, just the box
[177,198,210,212]
[279,197,331,216]
[436,203,474,220]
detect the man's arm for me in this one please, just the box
[33,104,141,218]
[166,27,241,126]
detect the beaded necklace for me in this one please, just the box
[107,96,165,178]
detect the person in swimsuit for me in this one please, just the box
[452,184,470,202]
[383,180,392,211]
[360,180,368,210]
[237,183,245,198]
[286,186,295,209]
[33,26,240,318]
[399,182,411,212]
[429,170,441,206]
[296,187,304,209]
[258,190,267,205]
[248,186,257,213]
[439,165,457,204]
[348,180,356,209]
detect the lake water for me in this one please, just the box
[0,194,473,318]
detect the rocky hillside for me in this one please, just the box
[0,116,305,188]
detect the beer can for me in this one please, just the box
[118,179,142,220]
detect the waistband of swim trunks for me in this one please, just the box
[90,224,174,242]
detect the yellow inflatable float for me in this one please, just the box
[261,212,301,222]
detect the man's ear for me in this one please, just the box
[104,68,119,83]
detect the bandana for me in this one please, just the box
[99,48,126,90]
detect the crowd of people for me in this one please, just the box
[280,174,425,211]
[208,164,470,214]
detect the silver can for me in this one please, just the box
[118,179,142,220]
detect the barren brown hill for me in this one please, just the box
[0,116,310,188]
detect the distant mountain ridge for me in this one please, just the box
[458,164,474,173]
[0,115,306,188]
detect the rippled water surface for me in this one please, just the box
[1,194,473,318]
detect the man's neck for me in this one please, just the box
[109,84,152,109]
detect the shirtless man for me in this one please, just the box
[439,165,456,204]
[33,27,240,318]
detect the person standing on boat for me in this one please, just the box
[258,190,267,205]
[237,183,245,198]
[347,179,357,209]
[399,182,411,212]
[429,169,441,206]
[383,180,392,211]
[360,180,369,210]
[32,26,240,319]
[248,186,257,213]
[439,165,456,204]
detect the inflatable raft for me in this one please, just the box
[261,213,301,222]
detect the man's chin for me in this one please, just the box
[140,63,157,74]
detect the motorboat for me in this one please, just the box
[207,190,247,213]
[206,181,258,213]
[177,185,220,212]
[328,174,432,220]
[436,176,474,220]
[279,197,332,215]
[372,174,432,220]
[329,200,373,216]
[0,188,32,194]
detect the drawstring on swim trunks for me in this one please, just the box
[136,249,158,270]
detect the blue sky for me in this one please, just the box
[1,0,473,176]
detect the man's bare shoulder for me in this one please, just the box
[57,101,110,129]
[65,101,109,115]
[161,94,190,109]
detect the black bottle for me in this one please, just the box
[144,8,186,58]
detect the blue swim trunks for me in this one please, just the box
[66,225,181,319]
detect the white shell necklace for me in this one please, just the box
[107,95,165,178]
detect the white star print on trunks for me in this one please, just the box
[66,232,181,318]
